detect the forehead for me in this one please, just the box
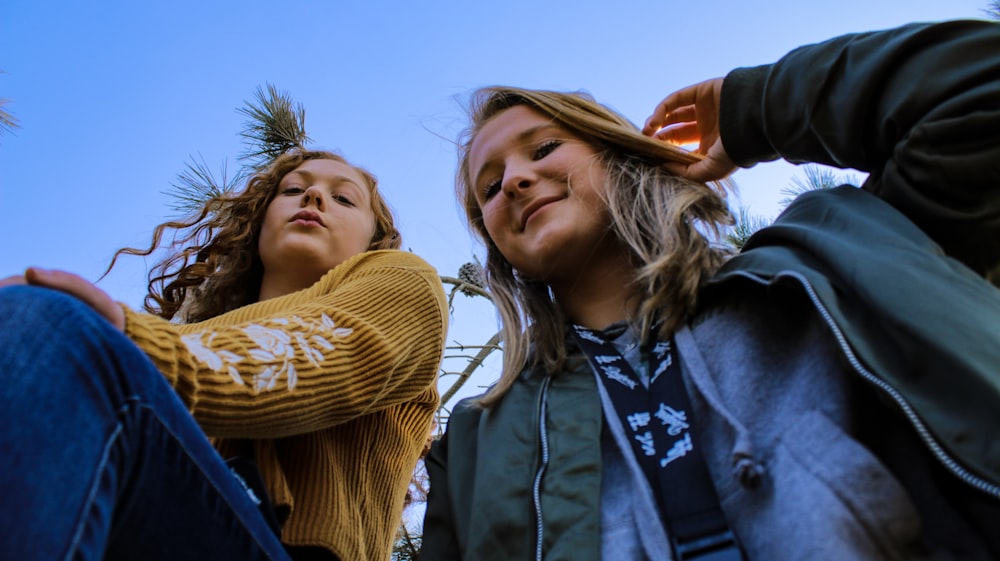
[286,159,370,193]
[468,105,554,174]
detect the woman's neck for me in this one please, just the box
[550,256,637,331]
[258,273,318,302]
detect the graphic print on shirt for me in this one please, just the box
[573,325,694,475]
[182,313,353,391]
[654,403,688,436]
[660,433,693,467]
[627,402,694,466]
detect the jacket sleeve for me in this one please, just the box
[421,429,463,561]
[719,20,1000,277]
[121,251,448,439]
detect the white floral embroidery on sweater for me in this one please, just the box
[181,313,353,392]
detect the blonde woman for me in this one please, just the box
[423,20,1000,561]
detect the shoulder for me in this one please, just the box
[290,250,448,328]
[448,396,487,429]
[336,249,439,277]
[316,250,444,297]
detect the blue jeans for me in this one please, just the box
[0,286,291,561]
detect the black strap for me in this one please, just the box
[225,456,283,537]
[573,325,744,561]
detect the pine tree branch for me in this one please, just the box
[726,206,770,251]
[237,83,310,169]
[164,154,247,215]
[986,0,1000,19]
[779,164,862,209]
[0,98,19,137]
[440,331,501,407]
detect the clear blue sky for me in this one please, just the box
[0,0,990,401]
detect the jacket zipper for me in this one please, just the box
[729,270,1000,499]
[532,376,553,561]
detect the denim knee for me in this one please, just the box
[0,284,156,403]
[0,284,114,336]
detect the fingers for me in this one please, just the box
[643,87,702,136]
[657,105,698,127]
[643,78,724,140]
[642,77,734,182]
[0,274,28,289]
[652,121,701,146]
[24,268,125,331]
[664,141,738,183]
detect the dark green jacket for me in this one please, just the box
[714,18,1000,492]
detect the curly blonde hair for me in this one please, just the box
[456,87,733,407]
[112,149,400,322]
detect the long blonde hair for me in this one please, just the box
[457,87,733,407]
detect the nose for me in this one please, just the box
[301,185,325,209]
[501,159,535,197]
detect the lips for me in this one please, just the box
[520,196,563,230]
[290,210,325,226]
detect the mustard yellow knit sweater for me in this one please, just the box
[122,250,448,561]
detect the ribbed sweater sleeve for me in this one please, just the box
[121,250,448,439]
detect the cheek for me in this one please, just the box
[479,201,507,239]
[481,214,520,268]
[258,206,280,249]
[356,210,378,248]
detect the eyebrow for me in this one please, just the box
[283,170,368,199]
[473,123,561,188]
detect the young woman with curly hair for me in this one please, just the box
[0,149,448,561]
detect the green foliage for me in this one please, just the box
[726,206,771,250]
[986,0,1000,19]
[163,83,308,216]
[779,164,860,209]
[237,83,310,170]
[164,154,247,216]
[0,98,18,138]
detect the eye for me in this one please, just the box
[332,193,355,207]
[482,179,501,201]
[281,184,304,195]
[532,139,562,160]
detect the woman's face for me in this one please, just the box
[467,105,618,285]
[258,158,376,287]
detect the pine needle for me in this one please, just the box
[779,164,861,210]
[986,0,1000,19]
[0,98,19,137]
[237,83,310,169]
[164,153,247,216]
[726,206,770,250]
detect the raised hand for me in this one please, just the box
[642,78,737,183]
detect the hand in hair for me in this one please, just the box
[1,268,125,331]
[643,77,737,183]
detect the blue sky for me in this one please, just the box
[0,0,990,401]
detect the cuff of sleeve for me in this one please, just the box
[720,64,779,168]
[118,302,134,333]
